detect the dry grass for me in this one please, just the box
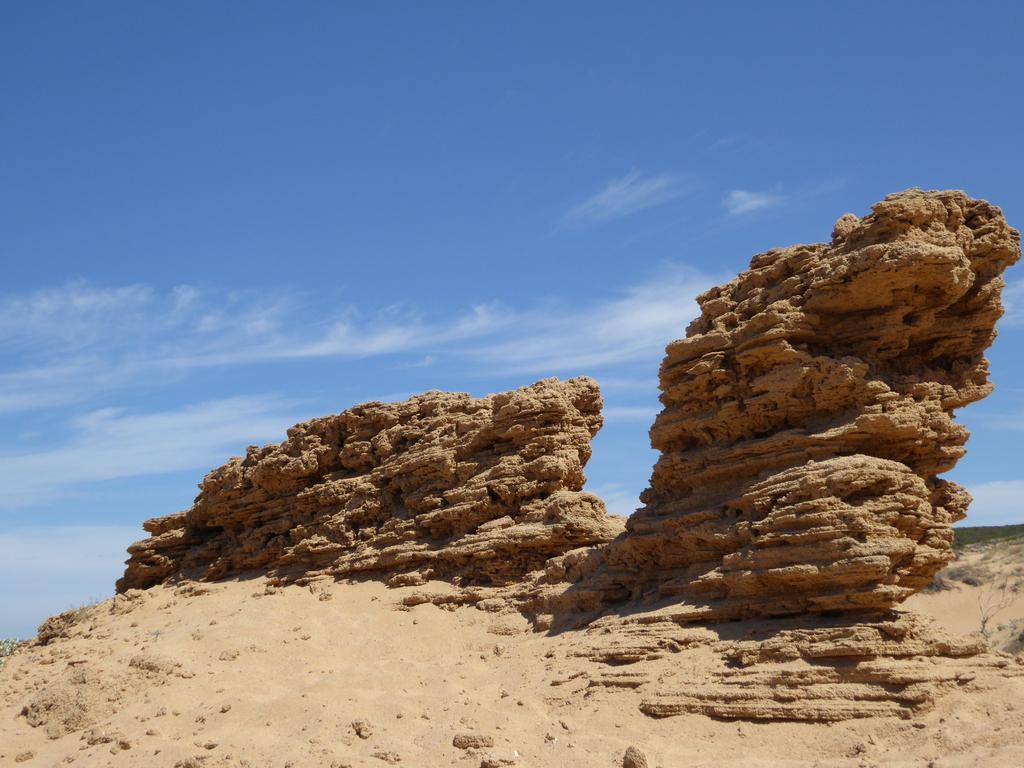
[943,562,989,586]
[924,535,1024,653]
[36,601,101,645]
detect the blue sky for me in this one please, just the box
[2,2,1023,638]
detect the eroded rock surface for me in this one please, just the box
[105,189,1023,728]
[552,610,1022,722]
[119,377,622,592]
[605,189,1021,619]
[538,189,1024,723]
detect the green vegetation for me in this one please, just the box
[0,638,22,670]
[953,524,1024,549]
[1001,619,1024,655]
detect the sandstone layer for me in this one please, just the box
[104,189,1024,729]
[604,189,1021,619]
[554,606,1023,722]
[119,377,622,593]
[537,188,1024,724]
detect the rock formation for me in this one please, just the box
[603,188,1021,619]
[119,377,622,592]
[109,188,1023,727]
[543,188,1023,722]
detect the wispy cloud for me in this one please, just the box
[0,525,140,638]
[469,266,715,374]
[0,282,510,414]
[0,268,716,508]
[586,482,641,518]
[723,189,784,216]
[597,376,660,394]
[0,362,116,413]
[1004,278,1024,327]
[976,394,1024,431]
[0,281,153,352]
[965,480,1024,526]
[561,170,682,228]
[603,405,659,421]
[0,281,508,365]
[0,268,716,414]
[0,395,301,508]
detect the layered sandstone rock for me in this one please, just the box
[552,609,1022,722]
[118,377,622,592]
[109,189,1022,726]
[605,189,1021,619]
[532,188,1024,724]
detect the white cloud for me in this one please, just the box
[0,281,153,351]
[0,268,716,413]
[0,525,140,638]
[280,304,507,361]
[0,395,301,508]
[723,189,784,216]
[1003,278,1024,327]
[603,405,659,421]
[0,268,717,511]
[468,266,716,374]
[0,281,511,414]
[586,482,641,518]
[561,170,682,228]
[140,303,506,371]
[597,376,659,393]
[0,362,108,413]
[0,282,501,371]
[976,399,1024,432]
[964,480,1024,526]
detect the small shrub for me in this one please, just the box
[953,524,1024,549]
[1006,621,1024,655]
[0,638,23,670]
[943,563,987,587]
[979,576,1020,640]
[922,574,953,593]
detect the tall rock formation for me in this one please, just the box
[118,377,622,592]
[605,189,1021,620]
[546,189,1024,723]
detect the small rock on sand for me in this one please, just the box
[623,745,648,768]
[453,733,495,750]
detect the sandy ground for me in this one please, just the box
[907,538,1024,653]
[3,538,1024,768]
